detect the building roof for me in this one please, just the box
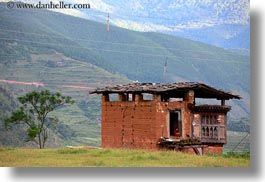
[89,82,241,100]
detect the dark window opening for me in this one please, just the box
[169,110,182,137]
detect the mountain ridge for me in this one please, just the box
[73,0,250,52]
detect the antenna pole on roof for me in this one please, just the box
[106,13,110,32]
[163,57,168,83]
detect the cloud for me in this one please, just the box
[173,19,218,30]
[111,18,220,33]
[51,8,89,19]
[111,18,173,32]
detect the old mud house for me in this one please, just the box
[90,82,240,154]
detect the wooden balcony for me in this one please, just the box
[200,124,226,144]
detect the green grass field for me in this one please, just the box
[0,148,250,167]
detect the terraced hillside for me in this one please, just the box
[0,51,129,147]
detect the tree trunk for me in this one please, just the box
[38,134,42,149]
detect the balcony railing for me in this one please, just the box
[200,124,226,143]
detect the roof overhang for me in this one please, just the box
[188,104,232,113]
[89,82,241,100]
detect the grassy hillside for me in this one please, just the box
[0,148,250,167]
[0,3,250,148]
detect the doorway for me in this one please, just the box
[169,110,182,137]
